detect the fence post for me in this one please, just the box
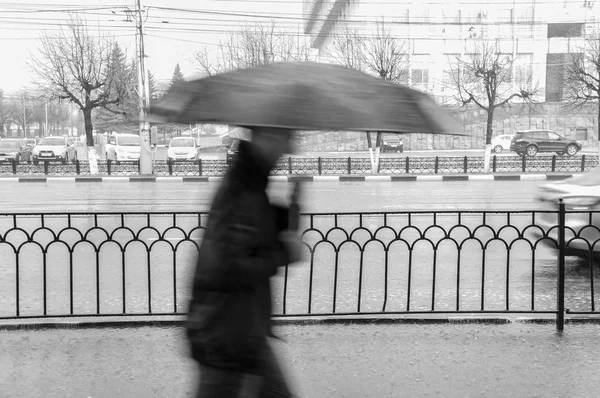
[11,158,16,175]
[405,157,409,174]
[44,161,49,175]
[522,155,526,172]
[557,198,566,332]
[434,156,439,174]
[75,159,81,175]
[463,156,467,174]
[168,159,173,176]
[581,154,586,172]
[552,155,556,172]
[288,157,292,175]
[318,157,322,175]
[107,159,112,176]
[347,157,351,175]
[492,155,497,173]
[198,159,203,176]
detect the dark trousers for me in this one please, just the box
[195,342,293,398]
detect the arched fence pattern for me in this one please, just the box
[0,154,597,177]
[0,206,599,329]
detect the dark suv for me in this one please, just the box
[510,130,582,157]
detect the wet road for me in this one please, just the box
[0,179,553,213]
[3,323,600,397]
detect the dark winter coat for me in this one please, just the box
[185,140,292,375]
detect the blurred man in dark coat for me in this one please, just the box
[186,127,303,397]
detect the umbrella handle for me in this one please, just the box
[288,181,302,232]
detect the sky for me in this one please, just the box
[0,0,305,94]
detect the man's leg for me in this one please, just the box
[258,343,294,398]
[195,364,245,398]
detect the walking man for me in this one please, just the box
[186,127,303,397]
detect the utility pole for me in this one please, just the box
[135,0,154,175]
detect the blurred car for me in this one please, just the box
[535,171,600,259]
[510,130,581,157]
[0,139,32,164]
[167,137,199,162]
[491,134,514,153]
[381,134,404,153]
[227,139,240,156]
[106,134,141,162]
[32,136,77,164]
[226,139,240,164]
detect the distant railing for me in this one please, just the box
[0,154,597,177]
[1,204,599,330]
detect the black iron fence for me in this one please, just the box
[1,204,599,329]
[0,154,597,177]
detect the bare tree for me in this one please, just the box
[327,22,365,71]
[360,19,409,84]
[564,29,600,153]
[0,89,16,136]
[29,13,132,174]
[328,19,409,172]
[449,39,537,172]
[193,21,315,76]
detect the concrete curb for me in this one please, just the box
[3,315,599,331]
[0,173,580,183]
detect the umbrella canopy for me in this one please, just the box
[149,62,465,135]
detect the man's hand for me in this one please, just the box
[279,231,304,264]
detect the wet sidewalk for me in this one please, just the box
[2,321,600,397]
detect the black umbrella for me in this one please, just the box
[149,62,464,135]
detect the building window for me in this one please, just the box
[516,7,534,23]
[575,128,588,141]
[497,9,513,23]
[411,69,429,87]
[545,53,581,102]
[547,23,584,38]
[515,53,533,87]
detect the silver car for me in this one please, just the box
[535,172,600,259]
[32,136,77,164]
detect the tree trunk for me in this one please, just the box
[366,132,376,173]
[484,109,494,173]
[83,108,99,175]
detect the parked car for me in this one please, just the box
[106,134,141,162]
[0,139,32,164]
[491,134,514,153]
[167,137,199,162]
[510,130,582,157]
[535,171,600,261]
[381,134,404,153]
[32,136,77,164]
[23,138,37,148]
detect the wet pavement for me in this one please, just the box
[2,322,600,397]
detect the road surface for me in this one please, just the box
[0,180,552,213]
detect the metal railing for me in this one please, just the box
[1,204,599,329]
[0,154,597,177]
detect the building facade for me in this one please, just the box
[304,0,599,145]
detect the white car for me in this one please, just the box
[106,134,141,162]
[32,136,77,164]
[167,137,199,162]
[491,134,515,153]
[534,171,600,260]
